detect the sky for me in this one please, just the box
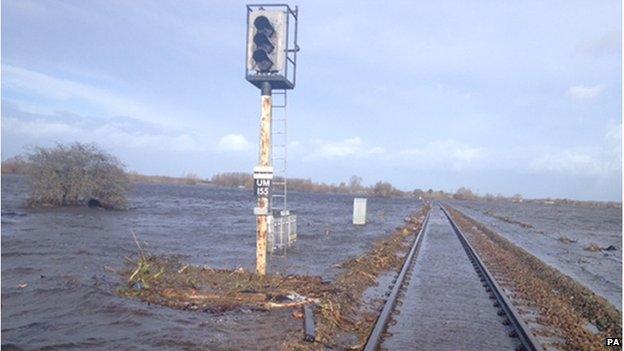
[1,0,621,201]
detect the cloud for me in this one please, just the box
[1,105,204,153]
[566,84,605,99]
[1,64,196,129]
[8,0,49,17]
[529,123,621,176]
[217,134,251,151]
[287,140,303,154]
[400,139,483,170]
[3,117,76,136]
[314,137,385,158]
[529,148,612,176]
[367,146,386,155]
[576,30,621,57]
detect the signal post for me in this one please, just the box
[245,4,299,275]
[254,82,273,275]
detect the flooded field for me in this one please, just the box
[1,174,419,350]
[450,200,622,309]
[2,173,621,350]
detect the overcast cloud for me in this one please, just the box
[1,0,621,201]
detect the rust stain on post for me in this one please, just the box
[256,214,267,275]
[256,94,272,275]
[260,96,272,166]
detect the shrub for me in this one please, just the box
[211,172,251,188]
[26,143,129,209]
[184,173,199,185]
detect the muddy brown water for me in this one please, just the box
[1,175,420,350]
[382,206,519,351]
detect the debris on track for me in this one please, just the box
[281,205,430,349]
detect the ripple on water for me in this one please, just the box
[1,175,420,349]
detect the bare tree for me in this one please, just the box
[371,181,399,197]
[26,143,129,209]
[348,175,363,193]
[511,193,524,202]
[211,172,250,187]
[183,173,200,185]
[453,186,478,200]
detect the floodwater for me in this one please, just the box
[450,199,622,309]
[1,174,419,350]
[383,206,518,351]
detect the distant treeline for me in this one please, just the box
[211,173,405,197]
[127,172,208,186]
[209,172,621,208]
[208,173,513,200]
[2,155,619,207]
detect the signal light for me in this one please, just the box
[254,16,274,37]
[246,5,298,90]
[248,12,283,73]
[252,50,273,71]
[252,15,276,73]
[253,32,274,53]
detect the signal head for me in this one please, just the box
[246,6,297,89]
[253,33,274,54]
[252,50,273,72]
[254,16,275,37]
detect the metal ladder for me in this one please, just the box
[271,89,288,214]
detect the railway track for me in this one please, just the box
[363,204,544,351]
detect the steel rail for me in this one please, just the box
[440,204,544,351]
[363,211,431,351]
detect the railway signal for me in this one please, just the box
[251,15,277,72]
[245,4,299,275]
[246,5,298,90]
[247,10,286,75]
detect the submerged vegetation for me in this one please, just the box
[121,256,330,313]
[25,143,129,209]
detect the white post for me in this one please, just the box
[353,198,367,225]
